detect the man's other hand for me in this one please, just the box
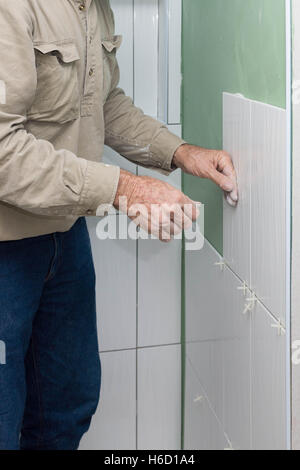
[114,170,200,242]
[173,144,238,207]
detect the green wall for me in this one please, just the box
[182,0,286,254]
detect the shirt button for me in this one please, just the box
[79,4,85,11]
[89,68,94,77]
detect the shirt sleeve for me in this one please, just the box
[103,14,185,175]
[0,1,120,218]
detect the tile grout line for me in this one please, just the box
[100,341,182,355]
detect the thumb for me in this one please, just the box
[210,168,234,192]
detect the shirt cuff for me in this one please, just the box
[79,160,120,216]
[149,128,186,174]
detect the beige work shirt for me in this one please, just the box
[0,0,184,241]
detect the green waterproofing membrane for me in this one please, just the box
[181,0,286,449]
[182,0,286,254]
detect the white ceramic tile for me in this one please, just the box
[87,217,137,352]
[137,345,181,450]
[251,302,286,450]
[292,0,300,451]
[251,102,286,324]
[221,267,251,450]
[110,0,134,98]
[80,350,136,450]
[186,341,223,431]
[138,124,182,348]
[185,255,251,450]
[138,238,181,347]
[138,125,182,189]
[185,240,225,429]
[167,0,182,124]
[223,93,252,285]
[157,0,169,123]
[184,360,228,451]
[185,239,226,344]
[134,0,159,117]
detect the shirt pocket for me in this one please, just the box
[101,35,122,103]
[27,41,80,124]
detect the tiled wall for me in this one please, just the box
[292,0,300,451]
[184,94,288,450]
[80,0,183,450]
[181,0,286,254]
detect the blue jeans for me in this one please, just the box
[0,218,101,450]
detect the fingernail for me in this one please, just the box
[230,190,238,202]
[225,183,234,192]
[226,195,237,207]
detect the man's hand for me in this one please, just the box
[173,144,238,206]
[114,170,199,242]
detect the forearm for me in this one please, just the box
[104,88,184,174]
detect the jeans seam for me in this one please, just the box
[30,336,45,449]
[45,235,58,283]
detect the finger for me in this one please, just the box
[218,156,238,201]
[217,153,236,177]
[161,210,183,235]
[159,222,179,242]
[224,192,237,207]
[210,168,234,192]
[169,204,194,230]
[228,189,239,202]
[181,196,200,221]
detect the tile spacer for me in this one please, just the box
[214,260,226,272]
[271,320,285,336]
[243,293,257,315]
[237,281,248,296]
[193,395,204,404]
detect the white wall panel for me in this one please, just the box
[185,241,225,443]
[222,267,251,450]
[110,0,134,98]
[134,0,159,116]
[158,0,169,123]
[138,124,182,347]
[223,94,287,325]
[184,360,228,450]
[80,350,136,450]
[186,341,223,432]
[87,217,137,352]
[251,102,286,324]
[251,302,286,450]
[223,93,252,285]
[186,243,251,450]
[292,0,300,450]
[168,0,182,124]
[185,240,225,344]
[137,345,181,449]
[138,239,181,347]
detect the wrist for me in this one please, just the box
[172,143,190,170]
[114,169,138,210]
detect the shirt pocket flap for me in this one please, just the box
[33,41,80,63]
[101,35,123,53]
